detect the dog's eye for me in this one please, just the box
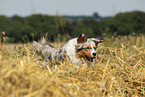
[93,45,97,49]
[85,46,91,50]
[94,47,97,49]
[85,47,90,49]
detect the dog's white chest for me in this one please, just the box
[63,38,83,64]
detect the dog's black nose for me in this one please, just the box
[92,52,97,56]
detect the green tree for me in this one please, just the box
[26,14,57,41]
[72,21,94,37]
[101,11,145,35]
[82,19,102,36]
[0,15,13,35]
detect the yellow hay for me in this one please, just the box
[0,35,145,97]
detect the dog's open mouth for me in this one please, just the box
[85,55,95,62]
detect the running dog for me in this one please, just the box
[32,34,103,67]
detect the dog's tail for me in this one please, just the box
[32,37,57,58]
[41,37,46,44]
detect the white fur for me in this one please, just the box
[61,38,83,64]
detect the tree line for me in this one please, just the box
[0,11,145,43]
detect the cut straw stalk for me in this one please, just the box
[121,45,125,71]
[102,60,110,81]
[134,59,142,68]
[136,37,141,47]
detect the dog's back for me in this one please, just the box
[32,38,68,65]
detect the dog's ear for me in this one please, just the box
[96,39,103,44]
[90,38,103,45]
[77,33,87,44]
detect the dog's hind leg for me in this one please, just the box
[32,41,57,58]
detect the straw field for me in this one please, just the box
[0,35,145,97]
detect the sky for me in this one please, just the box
[0,0,145,17]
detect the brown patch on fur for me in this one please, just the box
[76,49,93,60]
[86,45,91,49]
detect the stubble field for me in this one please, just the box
[0,35,145,97]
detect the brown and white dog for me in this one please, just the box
[33,34,103,67]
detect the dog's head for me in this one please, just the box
[76,34,103,63]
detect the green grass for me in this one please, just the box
[0,35,145,97]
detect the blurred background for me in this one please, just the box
[0,0,145,43]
